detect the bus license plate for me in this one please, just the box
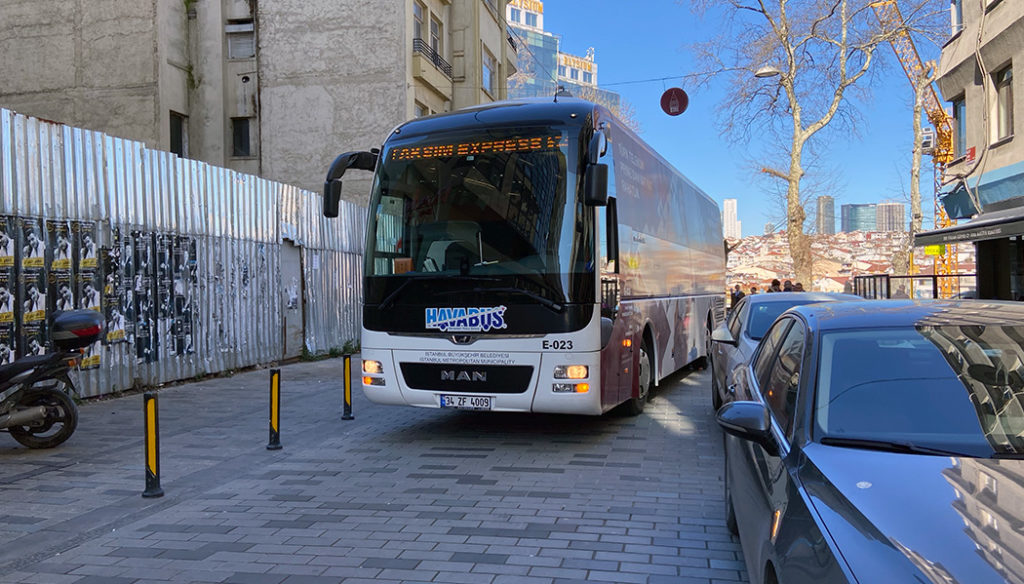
[440,395,492,410]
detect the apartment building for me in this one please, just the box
[917,0,1024,300]
[0,0,516,203]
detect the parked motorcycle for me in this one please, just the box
[0,310,103,449]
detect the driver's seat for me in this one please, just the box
[444,242,473,271]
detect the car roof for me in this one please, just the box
[744,292,862,304]
[787,299,1024,330]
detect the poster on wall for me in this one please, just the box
[156,233,173,319]
[0,216,15,269]
[102,237,127,344]
[52,272,75,312]
[170,236,194,356]
[0,326,13,366]
[74,221,98,272]
[19,218,47,358]
[20,218,45,270]
[133,231,157,363]
[48,220,72,272]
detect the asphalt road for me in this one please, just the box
[0,357,748,584]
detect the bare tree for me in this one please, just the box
[686,0,940,286]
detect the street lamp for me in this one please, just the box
[755,65,782,78]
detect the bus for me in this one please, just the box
[323,98,725,415]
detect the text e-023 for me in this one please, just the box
[542,340,573,350]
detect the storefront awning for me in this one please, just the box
[915,207,1024,247]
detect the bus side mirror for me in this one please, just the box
[584,163,608,206]
[324,180,343,218]
[323,150,378,218]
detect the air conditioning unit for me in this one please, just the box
[921,128,935,153]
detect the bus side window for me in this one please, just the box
[598,199,618,274]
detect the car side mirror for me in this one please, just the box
[716,401,778,456]
[711,322,737,346]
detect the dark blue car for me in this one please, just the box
[719,300,1024,584]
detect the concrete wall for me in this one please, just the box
[0,0,160,146]
[257,0,407,204]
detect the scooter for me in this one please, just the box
[0,310,103,449]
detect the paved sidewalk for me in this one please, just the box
[0,357,747,584]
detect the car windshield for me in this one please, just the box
[747,301,818,340]
[814,326,1024,457]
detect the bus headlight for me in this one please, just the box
[554,365,588,379]
[362,360,383,374]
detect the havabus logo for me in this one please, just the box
[425,306,507,332]
[441,370,488,382]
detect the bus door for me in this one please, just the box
[599,200,630,405]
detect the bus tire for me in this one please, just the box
[625,340,652,416]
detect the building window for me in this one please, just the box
[413,2,424,40]
[582,71,593,84]
[951,0,963,34]
[525,11,538,27]
[570,68,579,80]
[981,472,998,496]
[414,102,427,117]
[510,7,520,22]
[232,117,253,157]
[952,96,966,158]
[558,65,566,77]
[170,112,187,157]
[430,16,442,56]
[226,21,255,59]
[482,47,497,96]
[996,66,1013,140]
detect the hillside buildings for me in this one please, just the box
[0,0,517,204]
[918,0,1024,301]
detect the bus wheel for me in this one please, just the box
[625,341,652,416]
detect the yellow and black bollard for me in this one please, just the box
[142,392,164,498]
[342,354,354,420]
[267,369,282,450]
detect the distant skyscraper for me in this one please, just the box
[876,202,906,232]
[841,204,877,232]
[722,198,742,239]
[816,196,836,235]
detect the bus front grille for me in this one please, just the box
[400,363,533,393]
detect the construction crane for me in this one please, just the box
[870,0,958,298]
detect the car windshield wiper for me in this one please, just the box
[820,436,972,457]
[378,275,499,310]
[468,286,565,313]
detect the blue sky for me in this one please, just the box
[540,1,942,237]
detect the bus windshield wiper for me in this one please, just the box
[379,275,498,311]
[469,286,565,313]
[820,436,971,457]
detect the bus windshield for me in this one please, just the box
[364,126,594,307]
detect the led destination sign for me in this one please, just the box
[390,135,564,161]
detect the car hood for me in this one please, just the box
[800,443,1024,584]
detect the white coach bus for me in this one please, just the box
[323,98,725,415]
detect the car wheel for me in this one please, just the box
[710,354,723,411]
[725,458,738,536]
[625,339,652,416]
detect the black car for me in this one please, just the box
[719,299,1024,584]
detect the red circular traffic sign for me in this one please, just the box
[660,87,689,116]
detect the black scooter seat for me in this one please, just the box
[0,353,64,383]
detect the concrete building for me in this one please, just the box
[722,198,741,239]
[0,0,517,204]
[876,201,906,232]
[816,195,836,235]
[841,203,877,232]
[506,0,621,111]
[917,0,1024,301]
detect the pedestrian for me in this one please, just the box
[730,284,745,307]
[893,285,909,299]
[750,286,758,295]
[769,279,781,293]
[794,282,804,292]
[783,279,793,292]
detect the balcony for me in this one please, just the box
[413,39,452,79]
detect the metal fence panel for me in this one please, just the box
[0,107,363,398]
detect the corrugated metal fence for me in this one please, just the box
[0,108,364,397]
